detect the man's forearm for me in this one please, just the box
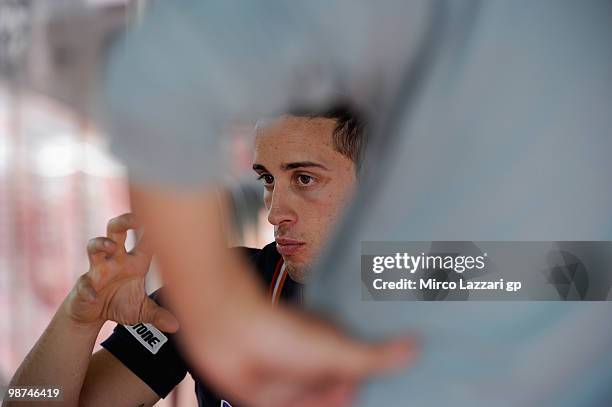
[3,299,104,407]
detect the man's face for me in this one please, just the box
[252,116,357,283]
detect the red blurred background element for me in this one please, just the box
[0,82,132,394]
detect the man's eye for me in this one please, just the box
[257,174,274,185]
[296,174,315,186]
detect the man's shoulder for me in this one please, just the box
[230,241,279,261]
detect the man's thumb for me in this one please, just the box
[141,297,180,333]
[334,337,416,378]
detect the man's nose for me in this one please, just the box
[267,189,297,227]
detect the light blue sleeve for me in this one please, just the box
[100,0,414,186]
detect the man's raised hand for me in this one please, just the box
[64,213,179,332]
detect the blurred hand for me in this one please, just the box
[183,295,415,407]
[64,213,178,332]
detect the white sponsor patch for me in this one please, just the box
[124,322,168,354]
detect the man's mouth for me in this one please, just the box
[275,238,306,256]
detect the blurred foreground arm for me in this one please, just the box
[130,184,414,407]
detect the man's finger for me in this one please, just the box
[328,337,416,379]
[86,237,117,265]
[106,213,139,251]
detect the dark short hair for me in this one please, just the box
[289,104,367,170]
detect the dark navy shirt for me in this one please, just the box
[101,242,302,407]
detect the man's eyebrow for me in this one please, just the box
[252,163,268,172]
[252,162,330,172]
[281,161,329,171]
